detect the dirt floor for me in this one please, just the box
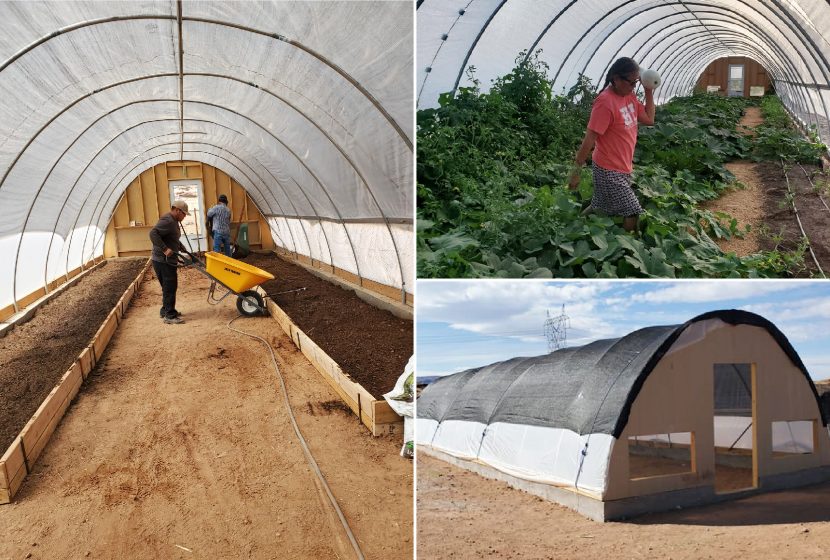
[704,107,766,257]
[417,453,830,559]
[703,107,830,276]
[704,161,765,256]
[0,267,413,559]
[0,258,147,452]
[247,253,412,398]
[754,161,830,276]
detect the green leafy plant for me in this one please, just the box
[417,56,808,278]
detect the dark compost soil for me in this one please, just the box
[246,253,412,398]
[0,259,146,452]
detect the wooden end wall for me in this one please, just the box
[104,160,274,257]
[695,56,772,97]
[605,322,830,501]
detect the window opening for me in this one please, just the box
[629,432,695,480]
[772,420,815,456]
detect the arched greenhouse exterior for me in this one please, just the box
[417,310,830,520]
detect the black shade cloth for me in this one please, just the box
[417,310,826,438]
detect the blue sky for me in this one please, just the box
[417,280,830,381]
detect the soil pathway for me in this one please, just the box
[0,268,412,559]
[703,106,830,276]
[417,453,830,559]
[703,107,765,257]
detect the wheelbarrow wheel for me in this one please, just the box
[237,290,264,317]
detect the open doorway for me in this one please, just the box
[169,179,207,252]
[713,363,757,493]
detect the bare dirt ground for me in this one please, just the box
[703,106,830,276]
[704,107,765,257]
[0,268,412,559]
[417,453,830,560]
[704,161,765,256]
[736,106,765,132]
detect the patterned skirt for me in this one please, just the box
[591,162,643,217]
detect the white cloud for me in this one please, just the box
[800,355,830,382]
[416,281,830,378]
[741,297,830,322]
[418,281,618,342]
[630,281,794,304]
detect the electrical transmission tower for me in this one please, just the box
[544,304,570,352]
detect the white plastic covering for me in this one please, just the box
[421,418,613,494]
[417,0,830,144]
[416,417,440,445]
[0,1,413,312]
[479,423,613,494]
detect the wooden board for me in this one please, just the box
[119,284,136,315]
[19,364,84,467]
[0,438,26,504]
[262,295,402,435]
[92,311,119,360]
[78,347,95,380]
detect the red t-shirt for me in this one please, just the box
[587,88,646,174]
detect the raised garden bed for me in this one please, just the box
[0,258,148,503]
[247,252,413,434]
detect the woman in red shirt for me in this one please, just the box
[569,57,656,232]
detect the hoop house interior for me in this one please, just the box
[417,0,830,144]
[0,0,414,316]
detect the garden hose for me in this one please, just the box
[226,315,365,560]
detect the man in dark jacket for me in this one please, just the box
[149,200,189,324]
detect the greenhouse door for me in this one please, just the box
[727,65,744,97]
[169,180,207,252]
[713,363,757,493]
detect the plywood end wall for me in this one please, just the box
[695,56,772,97]
[605,323,830,501]
[104,161,274,257]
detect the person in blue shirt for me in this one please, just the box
[207,194,233,256]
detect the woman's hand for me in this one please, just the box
[568,165,582,190]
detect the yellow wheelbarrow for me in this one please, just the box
[175,251,274,316]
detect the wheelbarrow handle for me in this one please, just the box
[169,251,203,267]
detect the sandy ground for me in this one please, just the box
[705,161,765,256]
[704,107,765,257]
[0,268,413,559]
[417,453,830,559]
